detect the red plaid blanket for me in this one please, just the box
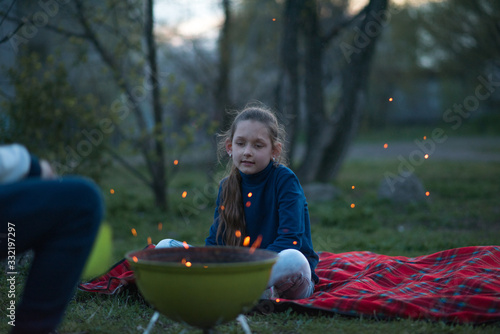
[78,244,155,294]
[79,245,500,324]
[273,245,500,324]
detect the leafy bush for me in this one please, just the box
[1,52,113,181]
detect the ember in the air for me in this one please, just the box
[243,236,250,247]
[249,235,263,254]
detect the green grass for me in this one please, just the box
[1,135,500,333]
[311,159,499,257]
[356,112,500,142]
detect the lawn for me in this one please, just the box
[1,133,500,333]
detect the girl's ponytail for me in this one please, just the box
[216,165,246,246]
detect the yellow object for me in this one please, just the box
[82,223,112,279]
[126,246,278,330]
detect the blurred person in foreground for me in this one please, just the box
[0,143,103,334]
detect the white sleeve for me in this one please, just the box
[0,144,32,184]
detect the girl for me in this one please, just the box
[159,104,319,299]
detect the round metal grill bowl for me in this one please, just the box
[126,246,278,330]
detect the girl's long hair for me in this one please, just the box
[216,103,287,246]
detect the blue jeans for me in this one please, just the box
[156,239,315,300]
[0,177,103,334]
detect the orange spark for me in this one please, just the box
[132,256,138,263]
[423,136,427,140]
[383,143,388,149]
[293,240,298,245]
[248,192,253,198]
[147,237,152,245]
[424,154,429,159]
[245,201,251,207]
[158,222,163,231]
[272,18,276,21]
[425,191,430,197]
[235,230,242,238]
[243,236,251,247]
[131,228,137,237]
[181,258,186,264]
[276,298,280,303]
[249,235,263,254]
[185,261,192,267]
[220,205,225,211]
[350,203,356,208]
[182,241,189,249]
[110,189,115,194]
[173,159,179,165]
[182,191,187,198]
[352,185,355,190]
[388,97,393,102]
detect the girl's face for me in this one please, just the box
[226,120,281,175]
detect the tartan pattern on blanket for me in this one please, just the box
[78,244,155,294]
[79,245,500,323]
[279,246,500,323]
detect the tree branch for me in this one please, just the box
[103,145,152,187]
[0,0,17,26]
[71,0,160,189]
[0,12,88,39]
[72,0,149,136]
[0,21,23,44]
[321,5,368,44]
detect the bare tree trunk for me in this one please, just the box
[316,0,388,182]
[296,0,327,182]
[145,0,167,209]
[215,0,233,131]
[276,0,302,163]
[295,0,388,183]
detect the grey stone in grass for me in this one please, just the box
[378,171,426,204]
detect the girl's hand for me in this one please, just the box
[40,159,57,179]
